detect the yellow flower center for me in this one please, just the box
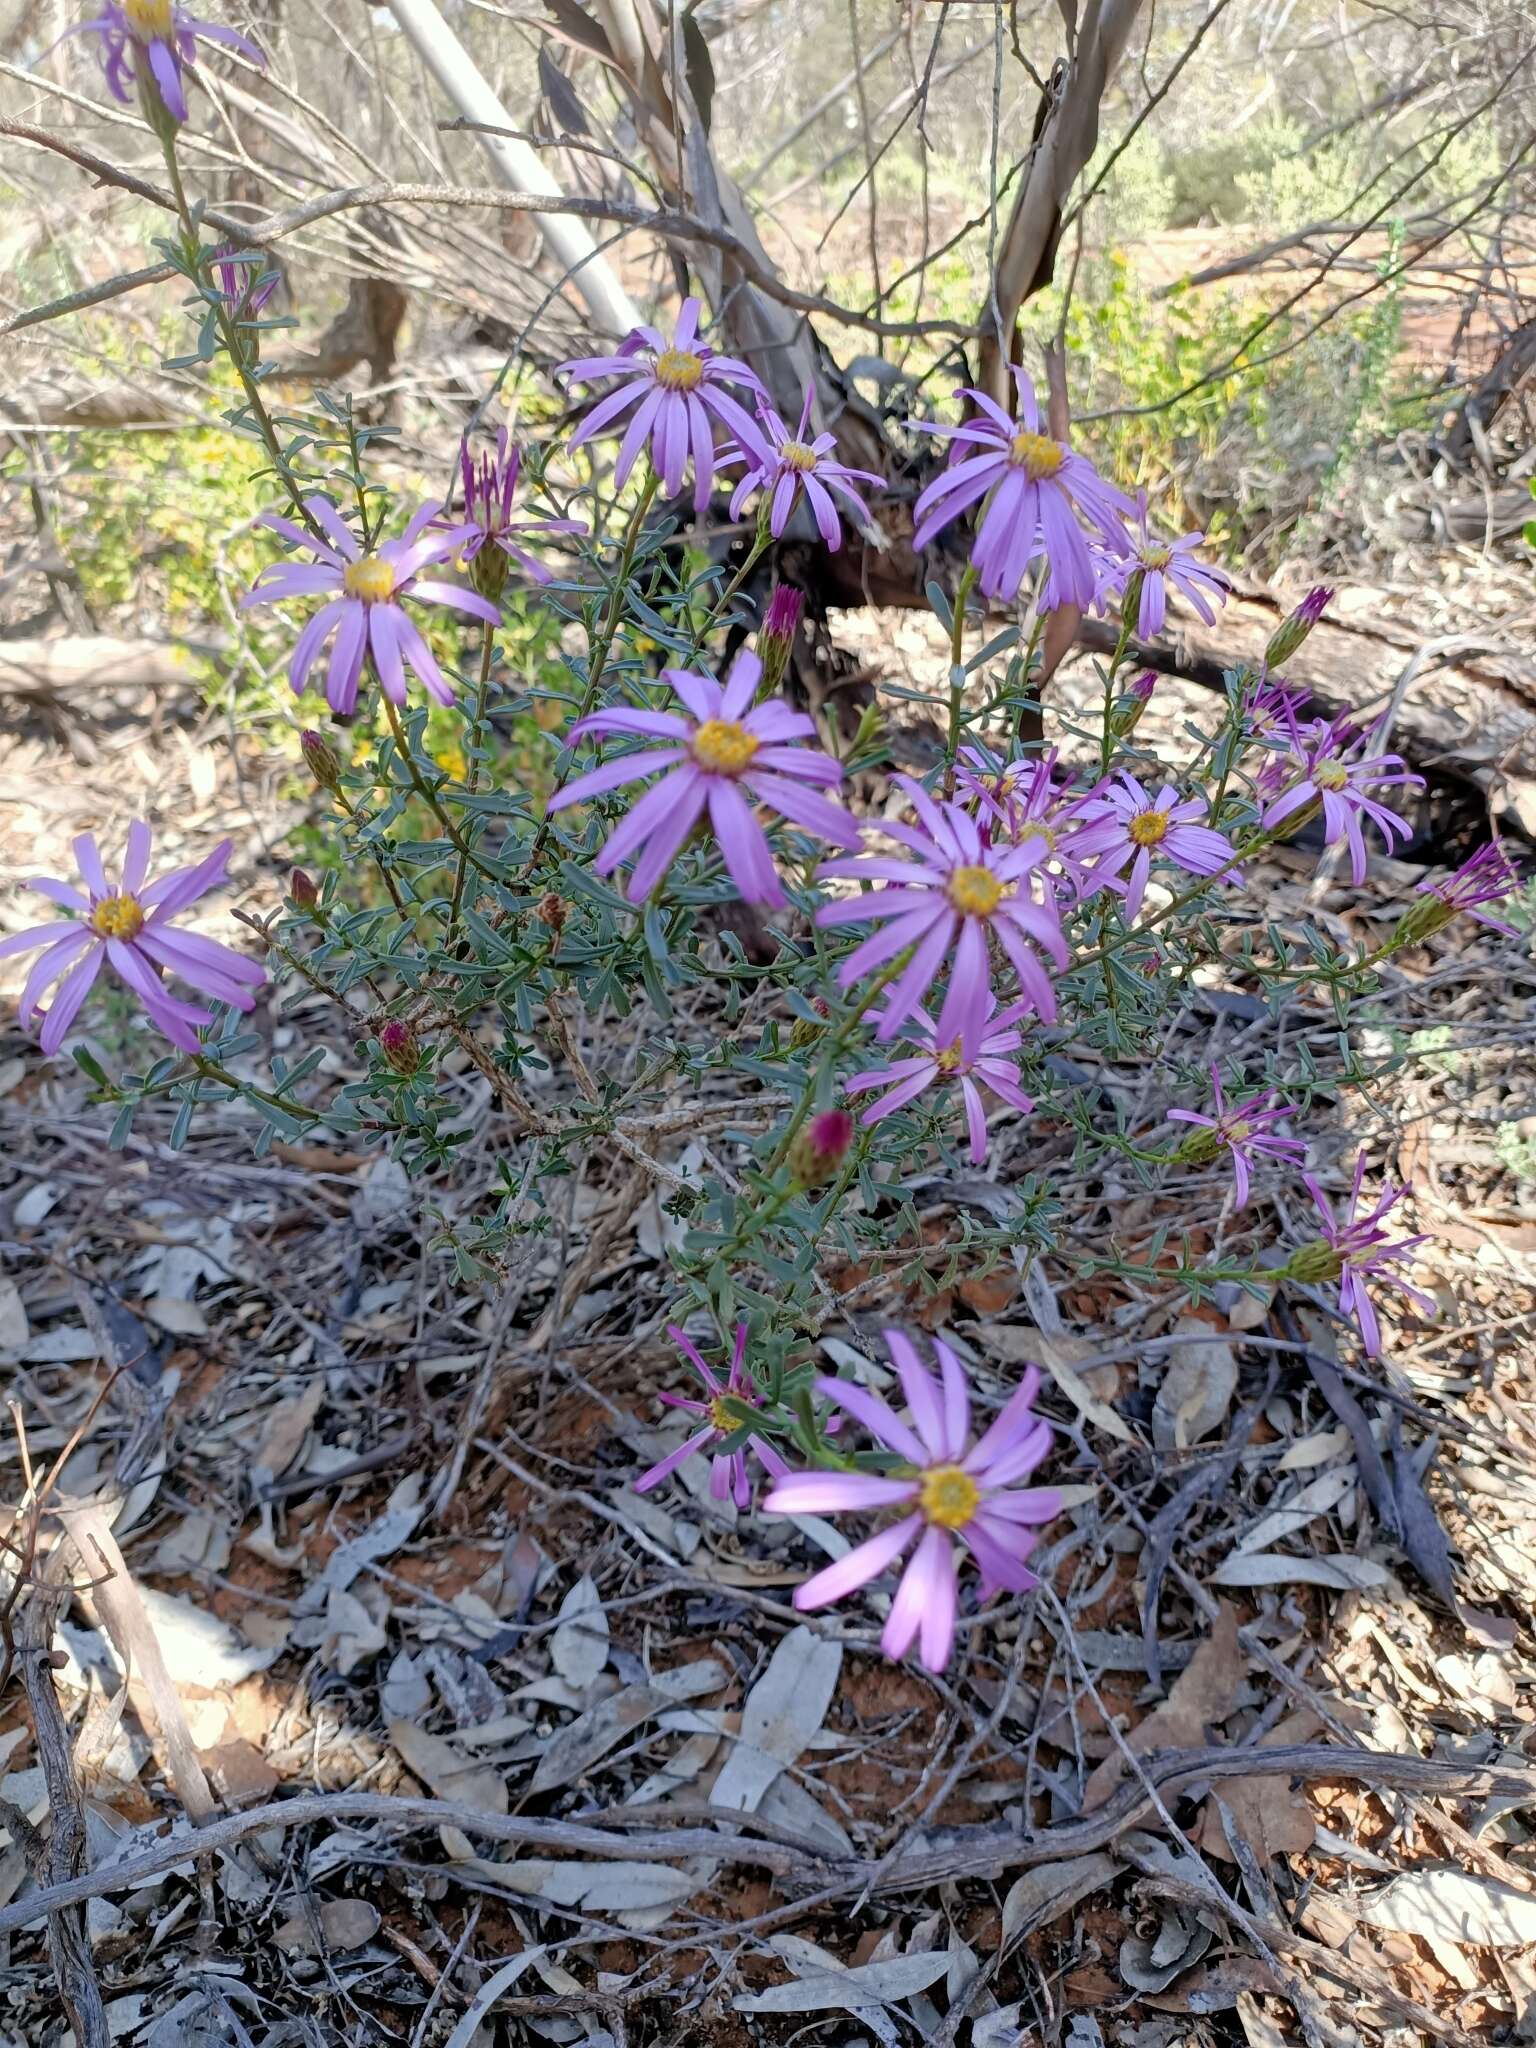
[124,0,175,36]
[935,1043,966,1074]
[708,1395,738,1432]
[1020,820,1057,852]
[692,718,759,776]
[919,1463,980,1530]
[343,556,396,604]
[1226,1118,1251,1141]
[1008,431,1065,479]
[947,864,1003,917]
[780,440,819,473]
[1142,546,1171,569]
[89,893,145,941]
[655,348,705,392]
[1127,810,1169,847]
[1313,759,1349,791]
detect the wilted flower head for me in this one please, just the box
[765,1331,1060,1671]
[1288,1158,1434,1356]
[1085,774,1239,921]
[1261,713,1422,884]
[558,297,768,514]
[243,498,499,715]
[1405,841,1520,941]
[1166,1063,1305,1207]
[756,583,804,696]
[448,430,586,599]
[546,648,860,907]
[1097,492,1230,639]
[816,775,1067,1059]
[211,245,278,319]
[911,367,1132,607]
[635,1323,787,1509]
[727,391,881,549]
[847,997,1035,1166]
[67,0,262,125]
[1265,585,1333,667]
[0,824,262,1055]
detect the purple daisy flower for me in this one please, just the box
[953,744,1124,902]
[0,824,263,1056]
[726,392,882,549]
[635,1323,788,1509]
[764,1331,1060,1672]
[816,776,1067,1059]
[1261,714,1422,884]
[1097,491,1230,638]
[911,367,1133,608]
[1246,678,1311,744]
[242,498,500,715]
[558,297,769,515]
[1413,842,1521,937]
[545,648,860,907]
[847,997,1036,1166]
[66,0,262,124]
[1293,1157,1435,1357]
[1084,774,1239,920]
[447,429,587,589]
[1166,1063,1305,1208]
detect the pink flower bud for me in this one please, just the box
[377,1019,421,1076]
[756,584,804,696]
[788,1107,855,1189]
[288,867,318,909]
[1265,586,1332,667]
[300,729,342,791]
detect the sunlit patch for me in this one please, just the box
[947,864,1003,916]
[655,348,705,392]
[919,1462,979,1529]
[692,719,759,775]
[1007,431,1065,479]
[1128,810,1169,847]
[343,556,396,604]
[89,893,145,941]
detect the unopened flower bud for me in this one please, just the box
[376,1019,421,1076]
[788,1014,825,1050]
[1265,586,1332,668]
[537,892,567,933]
[1118,568,1146,636]
[757,585,804,697]
[288,867,318,910]
[467,541,510,606]
[787,1108,855,1190]
[1284,1236,1344,1285]
[300,729,342,791]
[1110,669,1158,740]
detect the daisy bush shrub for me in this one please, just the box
[6,13,1522,1672]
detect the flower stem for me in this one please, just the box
[685,526,772,663]
[942,564,979,800]
[449,621,499,925]
[380,697,502,893]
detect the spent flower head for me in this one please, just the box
[1166,1063,1305,1207]
[1403,841,1520,942]
[447,430,587,601]
[1288,1158,1434,1356]
[635,1323,788,1509]
[765,1332,1060,1671]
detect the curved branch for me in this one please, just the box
[0,122,976,343]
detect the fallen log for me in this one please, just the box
[0,635,215,701]
[1077,589,1536,835]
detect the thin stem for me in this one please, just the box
[380,697,503,893]
[942,565,978,800]
[518,473,660,884]
[449,620,499,924]
[684,525,772,663]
